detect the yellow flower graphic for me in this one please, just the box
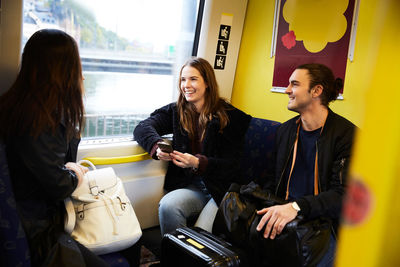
[283,0,349,53]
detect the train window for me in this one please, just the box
[22,0,201,139]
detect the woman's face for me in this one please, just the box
[180,66,207,112]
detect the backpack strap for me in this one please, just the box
[64,197,76,234]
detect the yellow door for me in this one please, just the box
[335,0,400,266]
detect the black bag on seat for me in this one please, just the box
[161,227,247,267]
[212,182,331,267]
[212,182,284,246]
[248,214,331,267]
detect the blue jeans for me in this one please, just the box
[316,234,336,267]
[158,179,212,236]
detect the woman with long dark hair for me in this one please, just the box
[0,29,108,266]
[134,57,252,235]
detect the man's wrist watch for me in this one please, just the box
[291,202,301,213]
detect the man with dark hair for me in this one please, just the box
[256,63,356,266]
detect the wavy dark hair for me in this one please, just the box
[0,29,84,140]
[296,63,343,107]
[177,57,229,141]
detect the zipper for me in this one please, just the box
[339,158,346,184]
[316,141,322,193]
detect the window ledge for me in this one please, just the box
[80,136,134,146]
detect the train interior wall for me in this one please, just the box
[230,0,396,128]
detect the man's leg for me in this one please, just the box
[158,185,210,236]
[316,234,336,267]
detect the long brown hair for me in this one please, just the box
[0,29,84,140]
[177,57,229,141]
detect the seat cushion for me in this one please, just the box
[99,252,130,267]
[241,118,280,183]
[0,143,31,266]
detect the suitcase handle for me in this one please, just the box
[192,227,233,247]
[178,227,240,265]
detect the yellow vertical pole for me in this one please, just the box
[335,0,400,266]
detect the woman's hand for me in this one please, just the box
[256,203,298,239]
[156,147,173,161]
[65,162,89,187]
[170,150,199,169]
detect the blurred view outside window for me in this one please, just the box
[22,0,200,139]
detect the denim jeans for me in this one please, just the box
[158,178,213,236]
[316,234,336,267]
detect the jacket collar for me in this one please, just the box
[295,107,333,136]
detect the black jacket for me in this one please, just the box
[268,109,356,226]
[5,124,81,266]
[134,102,252,204]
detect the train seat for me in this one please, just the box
[194,117,281,229]
[0,142,31,266]
[241,117,281,184]
[0,142,129,267]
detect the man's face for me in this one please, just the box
[285,69,313,113]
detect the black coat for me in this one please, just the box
[268,109,356,228]
[134,102,252,204]
[5,124,83,266]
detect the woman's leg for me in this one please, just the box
[194,198,218,232]
[75,241,109,267]
[159,185,210,236]
[119,237,142,267]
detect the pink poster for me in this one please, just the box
[272,0,356,95]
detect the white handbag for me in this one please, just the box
[64,160,142,255]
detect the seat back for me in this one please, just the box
[0,142,31,267]
[241,117,280,184]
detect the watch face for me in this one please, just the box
[292,202,301,211]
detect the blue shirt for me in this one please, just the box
[287,126,321,200]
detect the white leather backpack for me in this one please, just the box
[64,160,142,255]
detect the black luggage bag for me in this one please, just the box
[161,227,247,267]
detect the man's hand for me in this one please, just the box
[256,203,298,239]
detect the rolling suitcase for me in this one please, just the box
[161,227,246,267]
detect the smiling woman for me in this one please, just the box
[134,57,252,237]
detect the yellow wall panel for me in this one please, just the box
[231,0,291,123]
